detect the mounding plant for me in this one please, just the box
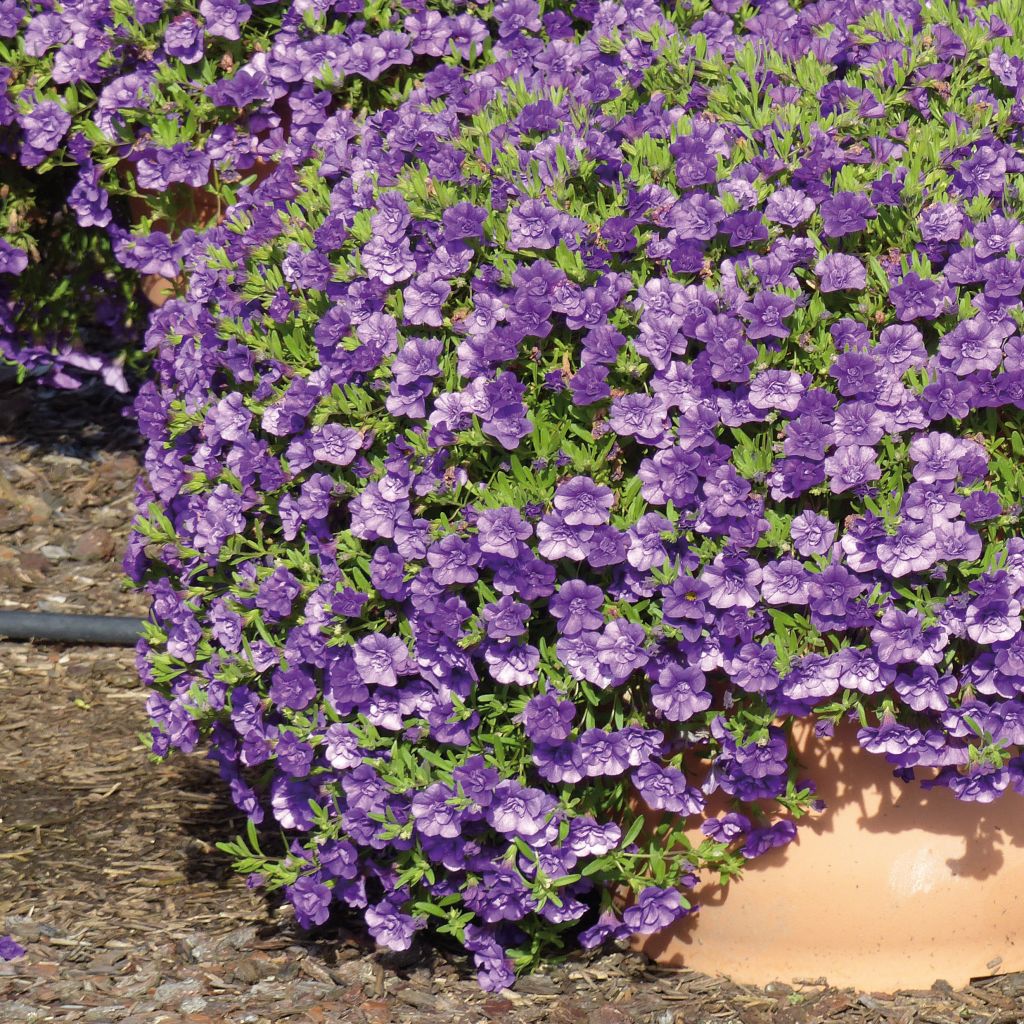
[128,0,1024,990]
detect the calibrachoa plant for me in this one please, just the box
[0,0,604,383]
[129,0,1024,989]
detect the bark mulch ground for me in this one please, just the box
[3,381,1024,1024]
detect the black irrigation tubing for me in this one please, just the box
[0,611,144,646]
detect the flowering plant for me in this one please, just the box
[129,0,1024,991]
[0,0,585,384]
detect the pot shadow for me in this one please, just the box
[791,721,1024,878]
[639,721,1024,964]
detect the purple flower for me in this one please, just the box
[199,0,251,40]
[748,369,804,412]
[288,875,332,929]
[23,12,68,56]
[477,506,532,558]
[521,693,575,744]
[895,667,958,713]
[553,476,613,526]
[700,551,762,609]
[741,820,797,859]
[270,777,318,831]
[68,168,112,228]
[412,783,461,838]
[256,567,302,622]
[889,272,948,321]
[871,609,940,665]
[0,937,25,961]
[947,764,1011,804]
[269,665,317,711]
[365,901,423,952]
[17,100,71,161]
[815,253,866,291]
[702,812,751,843]
[939,317,1004,375]
[482,596,531,641]
[622,886,685,934]
[650,663,712,722]
[609,393,667,441]
[908,431,966,483]
[820,191,875,237]
[579,727,631,777]
[973,214,1024,259]
[764,187,815,227]
[486,780,556,841]
[878,522,939,578]
[919,203,964,243]
[596,620,650,685]
[165,14,204,63]
[0,239,28,275]
[966,593,1022,644]
[790,511,836,556]
[549,580,604,635]
[443,202,488,241]
[426,535,480,585]
[824,445,881,493]
[761,561,806,606]
[579,910,629,949]
[633,763,704,814]
[627,513,672,571]
[354,634,411,687]
[403,276,451,327]
[740,292,794,341]
[507,199,561,250]
[806,562,864,618]
[324,724,361,769]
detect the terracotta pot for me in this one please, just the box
[127,190,222,308]
[632,720,1024,990]
[123,103,294,308]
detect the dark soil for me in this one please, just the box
[3,382,1024,1023]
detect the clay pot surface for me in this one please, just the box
[124,156,275,308]
[633,721,1024,990]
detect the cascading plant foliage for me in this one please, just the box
[125,0,1024,991]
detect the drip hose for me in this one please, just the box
[0,611,144,646]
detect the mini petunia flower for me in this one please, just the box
[819,191,876,237]
[700,551,763,609]
[621,887,685,934]
[549,580,605,635]
[353,634,411,687]
[824,445,881,493]
[521,693,575,745]
[650,663,712,722]
[815,253,867,291]
[966,593,1022,645]
[878,521,939,578]
[595,620,650,685]
[790,510,837,556]
[553,476,614,526]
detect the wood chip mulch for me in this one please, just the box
[3,381,1024,1023]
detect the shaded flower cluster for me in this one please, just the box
[0,161,144,390]
[128,0,1024,990]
